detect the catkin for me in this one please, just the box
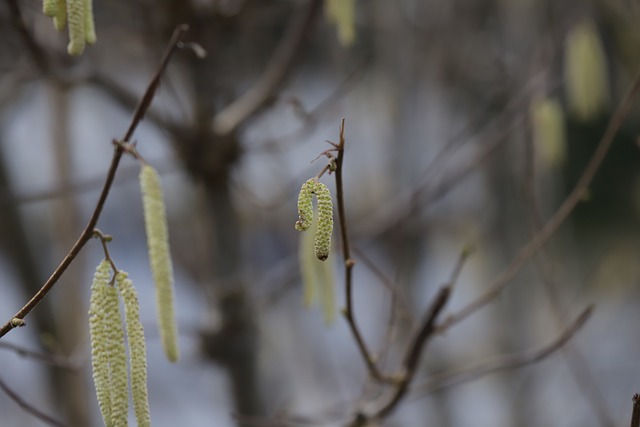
[89,260,113,425]
[530,96,567,168]
[564,19,609,121]
[52,0,66,31]
[140,164,179,362]
[325,0,356,46]
[314,182,333,261]
[104,285,129,427]
[295,179,316,232]
[84,0,96,45]
[116,272,151,427]
[66,0,86,55]
[43,0,58,17]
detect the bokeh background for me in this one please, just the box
[1,0,640,426]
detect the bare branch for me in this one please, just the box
[438,67,640,333]
[0,375,67,427]
[212,0,323,135]
[0,24,190,339]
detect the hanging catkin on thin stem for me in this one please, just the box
[88,260,113,425]
[295,179,334,261]
[140,164,179,362]
[104,285,129,427]
[116,271,151,427]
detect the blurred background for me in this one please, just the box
[1,0,640,426]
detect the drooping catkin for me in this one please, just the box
[116,272,151,427]
[564,19,610,121]
[325,0,356,46]
[530,96,567,168]
[295,179,316,232]
[66,0,86,55]
[43,0,58,17]
[52,0,66,31]
[313,182,333,261]
[104,285,129,427]
[84,0,96,45]
[88,260,113,425]
[140,164,179,362]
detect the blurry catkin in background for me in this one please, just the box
[325,0,356,46]
[563,19,610,121]
[530,96,567,168]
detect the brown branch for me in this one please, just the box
[0,24,190,339]
[415,305,593,396]
[0,375,67,427]
[333,119,392,383]
[0,342,76,369]
[523,108,614,427]
[631,394,640,427]
[437,67,640,333]
[212,0,323,135]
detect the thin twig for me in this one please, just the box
[0,24,190,339]
[437,68,640,333]
[523,109,614,427]
[631,394,640,427]
[212,0,323,135]
[0,375,67,427]
[333,119,391,383]
[414,305,593,396]
[0,342,75,369]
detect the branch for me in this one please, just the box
[333,119,392,383]
[0,24,190,339]
[0,342,76,369]
[414,305,593,396]
[0,375,66,427]
[211,0,323,135]
[437,67,640,333]
[631,394,640,427]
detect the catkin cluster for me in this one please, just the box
[295,178,334,261]
[140,164,179,362]
[89,261,151,427]
[42,0,96,55]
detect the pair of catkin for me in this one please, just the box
[89,260,150,427]
[140,164,179,363]
[43,0,96,55]
[295,178,334,261]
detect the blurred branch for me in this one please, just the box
[212,0,323,135]
[438,67,640,333]
[523,111,614,426]
[0,341,76,369]
[0,375,66,427]
[414,305,593,396]
[0,24,190,339]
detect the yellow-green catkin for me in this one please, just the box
[104,285,129,427]
[313,182,333,261]
[84,0,96,45]
[116,272,151,427]
[52,0,66,31]
[43,0,57,17]
[564,19,610,121]
[140,164,179,362]
[530,96,567,168]
[66,0,86,55]
[295,179,316,232]
[325,0,356,46]
[88,259,113,425]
